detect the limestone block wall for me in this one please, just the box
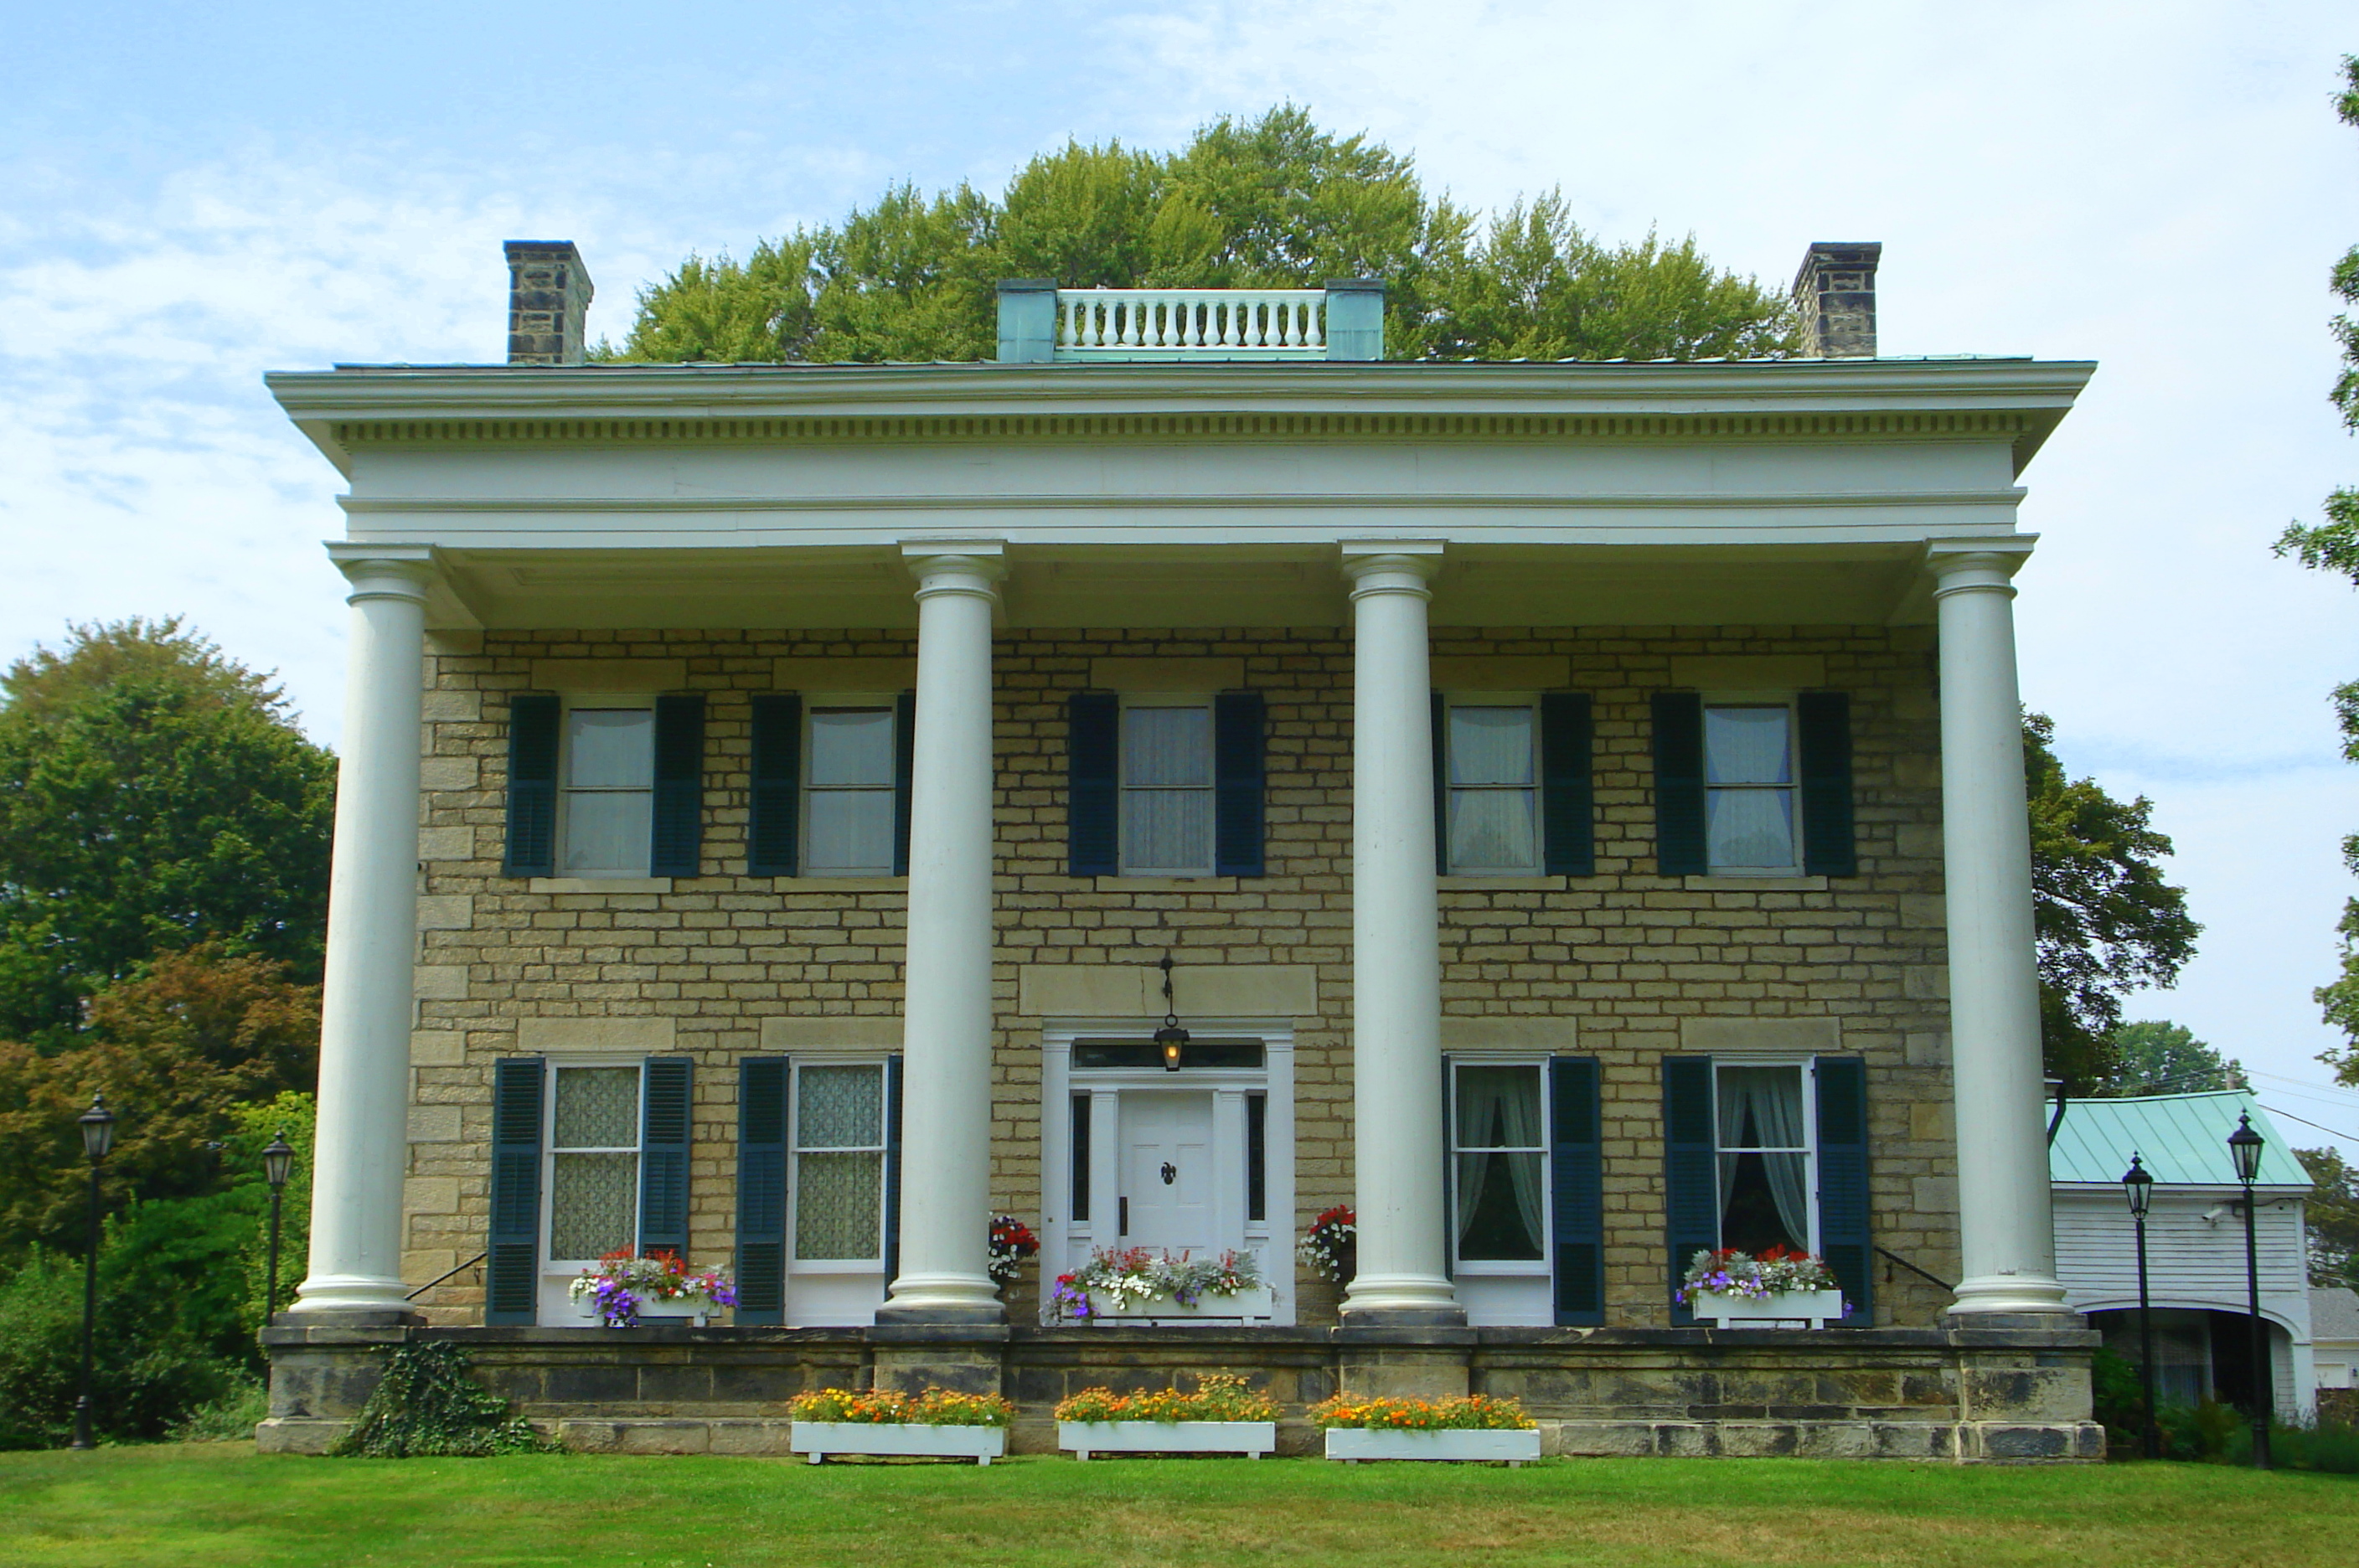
[402,624,1959,1328]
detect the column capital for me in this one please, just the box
[901,540,1006,601]
[325,543,437,604]
[1340,540,1443,599]
[1925,536,2036,600]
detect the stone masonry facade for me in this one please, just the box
[403,622,1959,1328]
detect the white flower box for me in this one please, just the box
[1692,1288,1845,1328]
[790,1421,1006,1466]
[1059,1420,1278,1460]
[1081,1287,1276,1323]
[1324,1427,1541,1465]
[573,1292,717,1328]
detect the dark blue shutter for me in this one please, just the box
[1432,692,1450,874]
[735,1058,788,1324]
[1540,692,1594,877]
[1549,1056,1604,1325]
[1663,1056,1717,1324]
[883,1054,905,1287]
[748,694,802,877]
[1067,693,1118,877]
[503,694,560,877]
[1814,1055,1872,1325]
[486,1056,545,1324]
[1213,691,1266,877]
[892,691,916,877]
[637,1056,693,1263]
[1652,692,1707,878]
[650,694,704,878]
[1798,691,1857,878]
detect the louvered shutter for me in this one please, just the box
[1663,1056,1717,1324]
[486,1057,545,1324]
[503,694,560,878]
[1549,1056,1605,1325]
[1651,692,1707,878]
[1213,691,1266,878]
[883,1054,906,1288]
[748,694,802,877]
[1798,691,1857,877]
[649,694,704,878]
[1431,692,1449,874]
[892,691,916,877]
[735,1058,788,1325]
[637,1056,693,1263]
[1066,692,1118,876]
[1540,692,1595,877]
[1814,1055,1872,1325]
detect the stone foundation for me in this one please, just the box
[261,1319,2103,1462]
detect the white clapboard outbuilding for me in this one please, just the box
[2048,1091,2313,1420]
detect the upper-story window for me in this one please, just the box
[561,701,655,877]
[1443,701,1539,875]
[803,705,898,876]
[1703,701,1799,874]
[1120,699,1215,876]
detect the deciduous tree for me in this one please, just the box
[2093,1019,2243,1096]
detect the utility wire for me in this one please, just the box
[2254,1102,2359,1144]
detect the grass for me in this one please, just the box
[0,1444,2349,1568]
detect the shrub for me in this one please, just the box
[0,1247,244,1450]
[328,1342,556,1458]
[1053,1375,1276,1424]
[2228,1415,2359,1474]
[171,1377,269,1442]
[788,1387,1014,1426]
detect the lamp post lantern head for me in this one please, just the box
[262,1132,296,1191]
[2121,1153,2153,1218]
[1155,952,1188,1070]
[77,1093,115,1163]
[2227,1112,2264,1186]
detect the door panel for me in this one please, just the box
[1121,1092,1216,1255]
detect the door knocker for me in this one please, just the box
[1160,1161,1177,1185]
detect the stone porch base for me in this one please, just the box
[260,1320,2103,1463]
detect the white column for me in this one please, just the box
[1928,542,2071,1318]
[882,544,1006,1322]
[1339,544,1463,1324]
[294,546,435,1315]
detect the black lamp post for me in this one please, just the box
[70,1092,115,1452]
[1154,954,1189,1072]
[2120,1153,2160,1460]
[261,1132,296,1323]
[2226,1112,2271,1469]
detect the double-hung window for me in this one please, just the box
[545,1062,643,1270]
[1451,1060,1548,1266]
[1119,699,1215,876]
[560,702,655,876]
[1702,701,1799,874]
[792,1061,889,1264]
[803,706,898,876]
[1443,700,1540,874]
[1711,1060,1816,1256]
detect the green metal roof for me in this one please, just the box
[2047,1091,2311,1189]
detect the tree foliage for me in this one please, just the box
[2092,1019,2244,1097]
[2026,713,2201,1091]
[601,106,1796,365]
[2296,1145,2359,1292]
[0,618,334,1044]
[2274,57,2359,1083]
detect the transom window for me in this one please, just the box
[803,705,897,876]
[546,1063,642,1265]
[792,1062,888,1263]
[1120,699,1214,875]
[1451,1060,1547,1265]
[1445,701,1539,874]
[1713,1061,1815,1256]
[560,703,654,876]
[1704,702,1799,873]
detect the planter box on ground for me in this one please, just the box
[790,1421,1005,1465]
[1324,1428,1541,1465]
[1693,1290,1846,1329]
[1058,1421,1278,1460]
[1082,1287,1276,1323]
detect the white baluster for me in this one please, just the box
[1307,300,1324,349]
[1057,297,1076,348]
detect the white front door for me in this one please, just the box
[1121,1091,1217,1254]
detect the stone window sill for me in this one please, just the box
[1682,874,1829,892]
[772,877,907,891]
[1438,876,1563,891]
[528,876,674,894]
[1095,876,1240,892]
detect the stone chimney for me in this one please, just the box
[1790,242,1880,358]
[504,241,595,365]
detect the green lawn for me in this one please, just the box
[0,1444,2348,1568]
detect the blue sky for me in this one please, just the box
[5,0,2359,1154]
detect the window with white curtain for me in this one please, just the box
[1119,699,1214,875]
[545,1063,643,1266]
[792,1061,887,1263]
[560,703,655,876]
[1451,1060,1548,1264]
[1445,702,1540,874]
[803,706,897,876]
[1713,1060,1815,1256]
[1704,702,1799,873]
